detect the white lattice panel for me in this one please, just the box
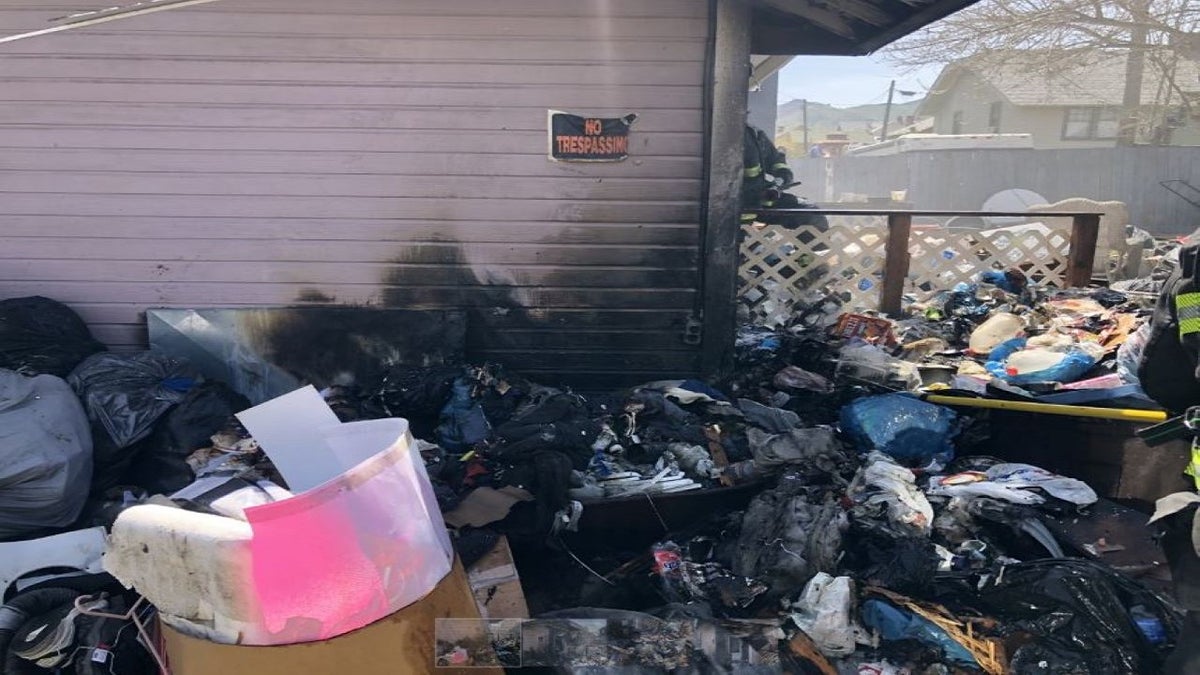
[738,219,1077,327]
[907,225,1072,294]
[738,218,886,327]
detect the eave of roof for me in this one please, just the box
[751,0,981,56]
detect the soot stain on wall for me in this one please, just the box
[248,308,467,389]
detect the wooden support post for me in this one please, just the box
[1066,213,1101,287]
[879,212,912,316]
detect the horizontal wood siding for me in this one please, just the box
[0,0,709,382]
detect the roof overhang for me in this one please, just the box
[751,0,981,56]
[749,55,795,90]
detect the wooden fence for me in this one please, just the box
[789,147,1200,237]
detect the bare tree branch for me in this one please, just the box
[879,0,1197,143]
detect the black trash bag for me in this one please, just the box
[88,425,152,496]
[1008,639,1096,675]
[0,296,104,378]
[844,531,941,597]
[68,352,199,449]
[966,559,1181,675]
[122,382,250,495]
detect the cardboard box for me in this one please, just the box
[162,558,498,675]
[832,313,897,346]
[467,536,529,619]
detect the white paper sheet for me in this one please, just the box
[234,385,342,492]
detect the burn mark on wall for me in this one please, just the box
[373,231,700,385]
[296,288,337,304]
[245,307,466,389]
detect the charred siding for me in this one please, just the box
[0,0,708,383]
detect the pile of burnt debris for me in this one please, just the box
[0,285,1190,674]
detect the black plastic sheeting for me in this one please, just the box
[936,559,1182,675]
[124,382,250,495]
[69,352,198,450]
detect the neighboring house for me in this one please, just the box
[918,51,1200,149]
[0,0,976,384]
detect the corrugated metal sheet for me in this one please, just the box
[0,0,709,385]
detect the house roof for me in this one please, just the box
[919,51,1200,114]
[751,0,982,55]
[4,0,983,58]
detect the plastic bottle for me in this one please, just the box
[721,460,763,484]
[666,443,716,479]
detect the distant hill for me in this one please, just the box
[775,98,924,149]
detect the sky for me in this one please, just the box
[777,55,946,107]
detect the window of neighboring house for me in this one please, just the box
[1094,107,1120,138]
[951,110,964,134]
[988,101,1002,132]
[1062,107,1120,140]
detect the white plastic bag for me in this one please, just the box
[837,343,921,391]
[853,452,934,534]
[790,573,866,657]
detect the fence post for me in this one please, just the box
[1066,214,1101,287]
[880,212,912,316]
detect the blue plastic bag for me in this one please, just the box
[985,338,1098,385]
[979,269,1024,294]
[839,393,957,467]
[861,599,981,668]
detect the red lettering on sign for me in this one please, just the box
[584,119,602,135]
[553,132,628,158]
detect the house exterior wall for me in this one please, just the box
[1170,118,1200,146]
[0,0,711,385]
[928,71,1007,135]
[748,72,779,135]
[1003,106,1116,149]
[927,71,1127,149]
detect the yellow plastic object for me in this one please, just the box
[1187,439,1200,491]
[921,394,1168,423]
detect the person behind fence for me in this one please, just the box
[740,125,827,234]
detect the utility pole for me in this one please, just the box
[802,99,809,151]
[880,79,895,142]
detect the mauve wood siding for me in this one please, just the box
[0,0,708,384]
